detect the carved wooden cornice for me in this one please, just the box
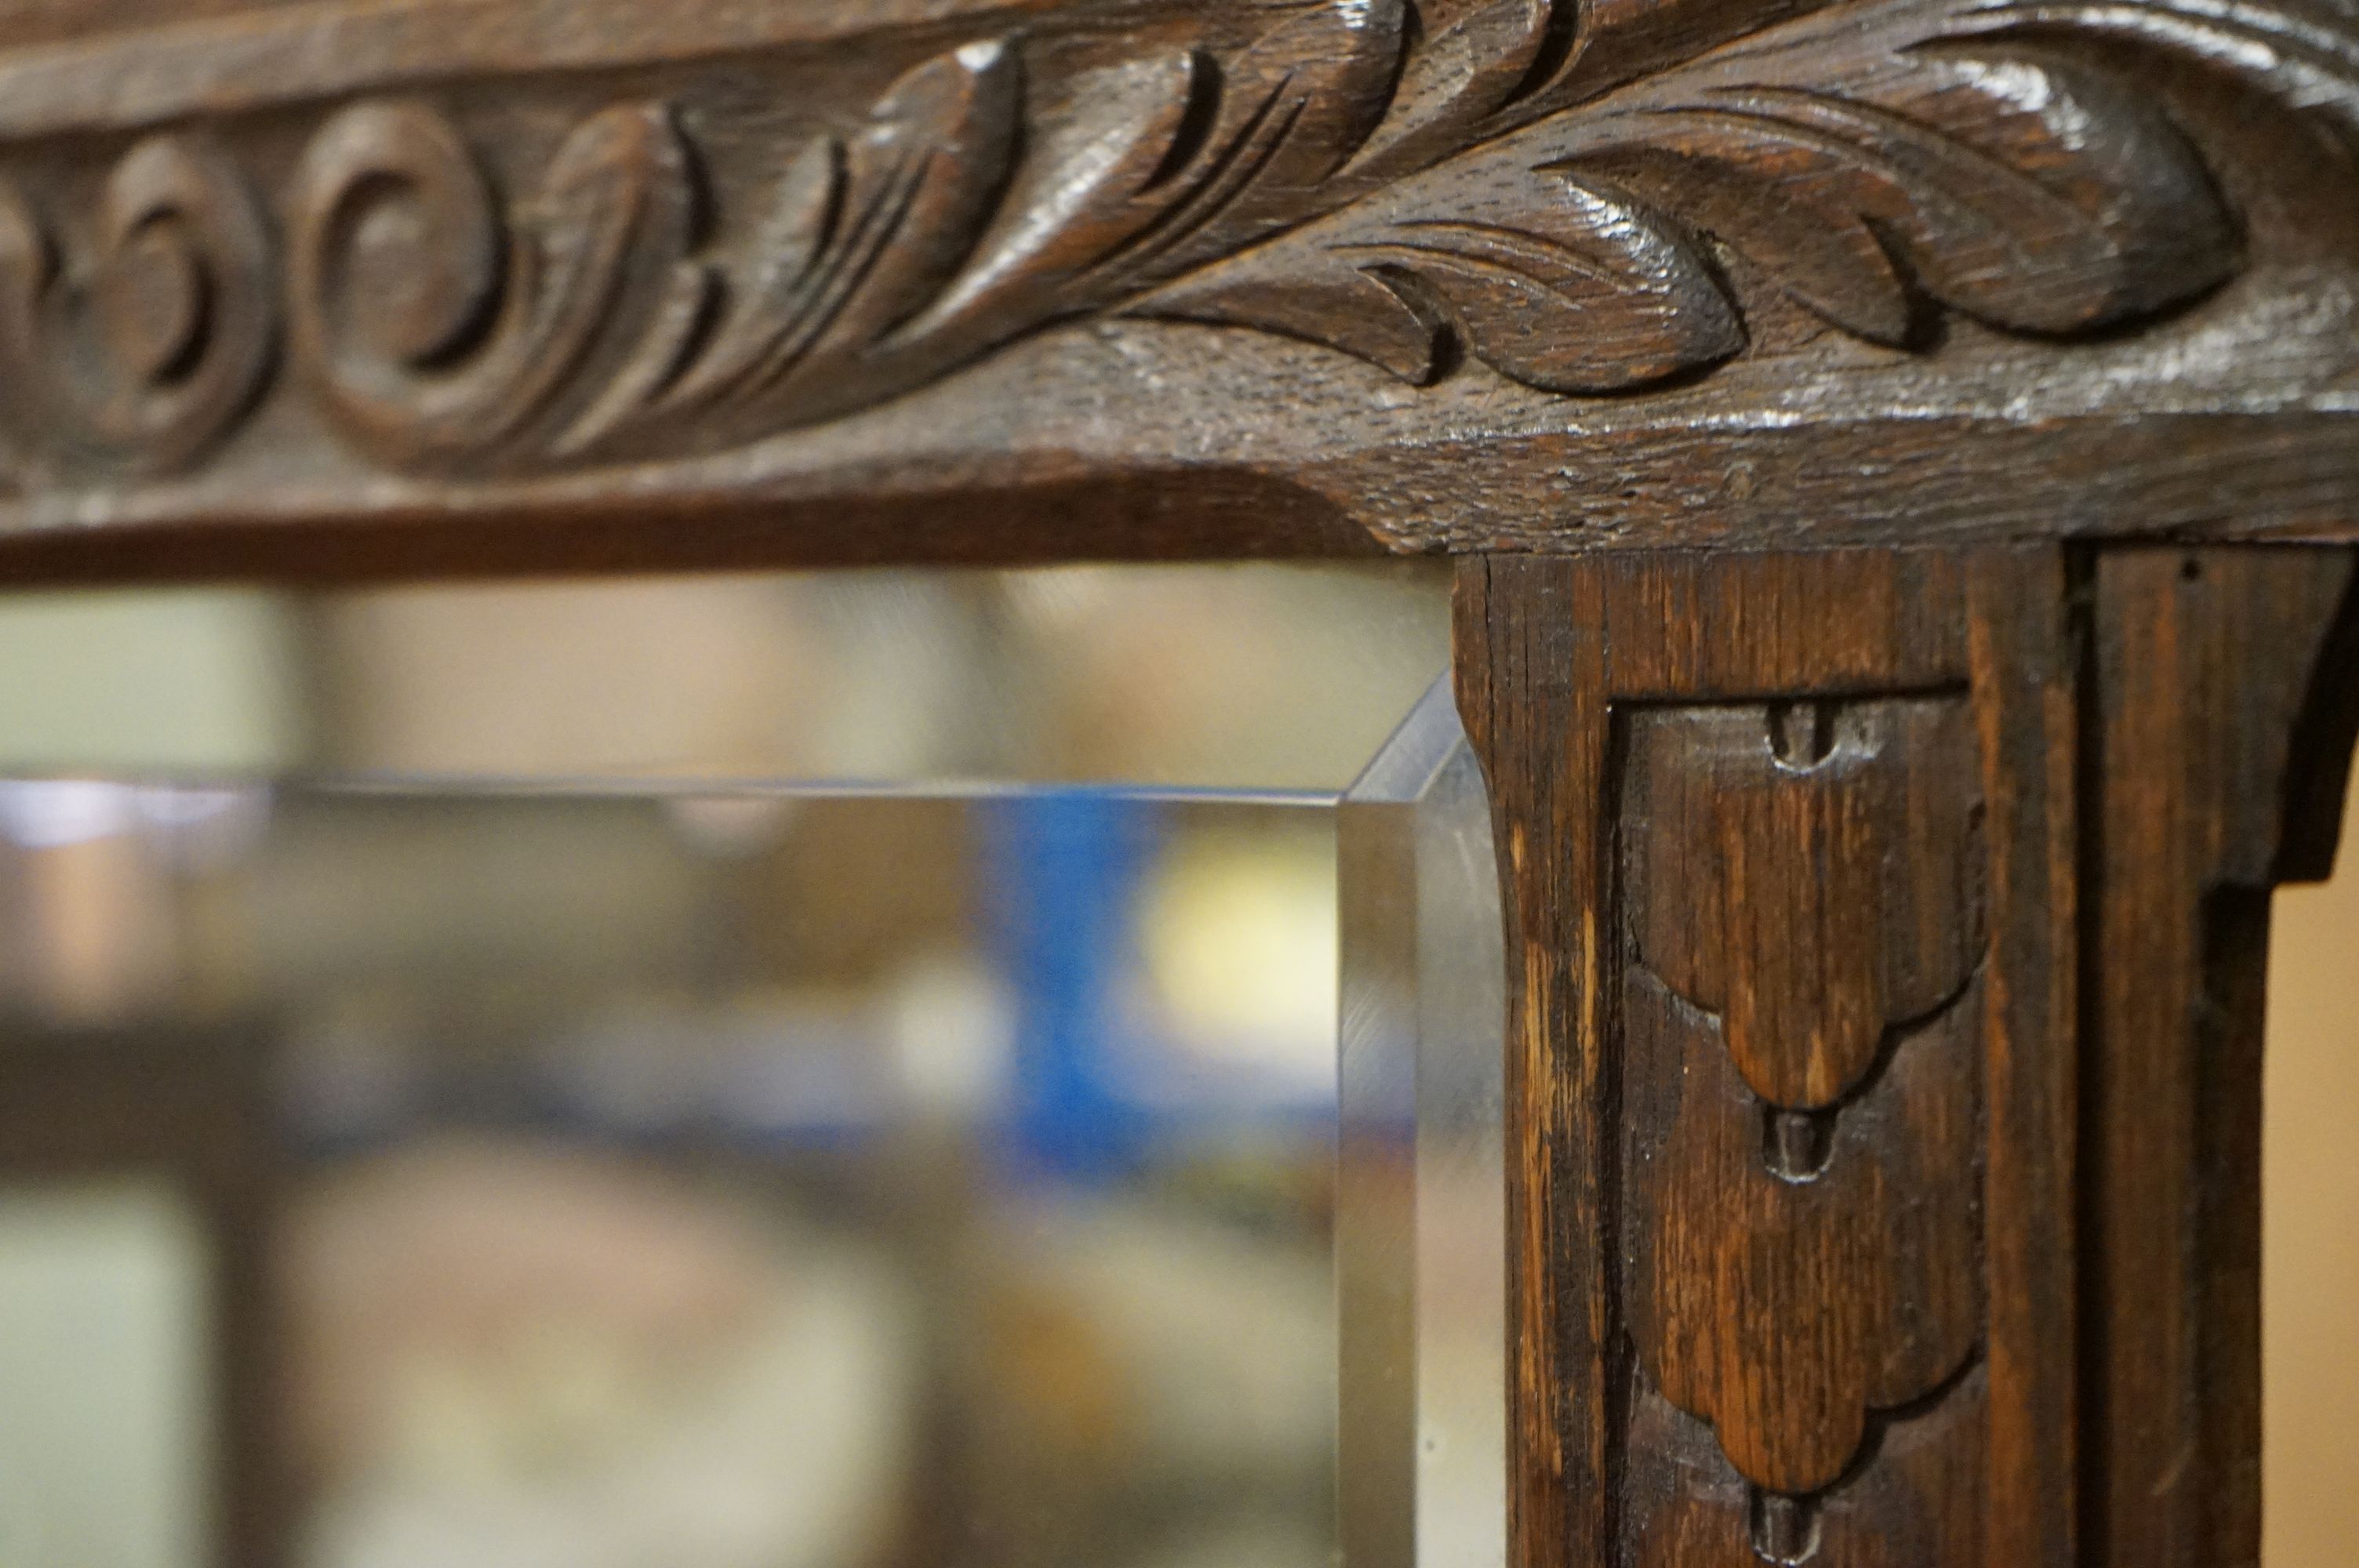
[1,0,2357,557]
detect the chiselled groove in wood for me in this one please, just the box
[3,0,2357,484]
[1763,1106,1835,1184]
[1626,699,1986,1112]
[1624,1363,1990,1566]
[1622,967,1986,1498]
[1620,697,1986,1501]
[1460,550,2071,1568]
[1750,1490,1819,1566]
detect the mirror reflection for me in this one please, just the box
[0,563,1503,1568]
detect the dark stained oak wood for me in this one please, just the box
[1622,697,1986,1501]
[0,0,2356,567]
[1,5,2357,1567]
[1456,543,2359,1567]
[2088,547,2359,1568]
[1453,548,2080,1568]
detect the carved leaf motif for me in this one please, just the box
[5,0,2350,485]
[909,51,1211,336]
[809,43,1023,359]
[0,136,274,475]
[1966,0,2359,147]
[647,6,1408,443]
[1132,14,2245,395]
[1343,0,1570,181]
[1136,158,1746,391]
[1105,0,1409,282]
[646,137,844,419]
[608,41,1024,446]
[1567,45,2242,343]
[914,0,1430,343]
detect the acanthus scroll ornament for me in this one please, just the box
[0,0,2354,483]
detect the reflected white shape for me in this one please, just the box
[0,779,140,848]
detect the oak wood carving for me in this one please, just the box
[0,0,2356,568]
[1453,546,2359,1566]
[1454,549,2080,1568]
[0,7,2356,1568]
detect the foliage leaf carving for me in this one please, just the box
[1137,164,1746,391]
[288,97,698,470]
[634,40,1024,444]
[1568,45,2241,346]
[1132,18,2245,392]
[0,0,2347,482]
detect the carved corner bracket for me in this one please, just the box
[0,0,2354,498]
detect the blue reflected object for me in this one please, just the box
[980,789,1158,1178]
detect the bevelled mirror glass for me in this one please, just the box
[0,563,1502,1568]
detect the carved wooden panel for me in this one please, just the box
[0,0,2357,562]
[1622,697,1986,1559]
[0,0,2264,481]
[1455,548,2075,1568]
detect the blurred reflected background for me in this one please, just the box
[0,564,1505,1568]
[0,561,2346,1567]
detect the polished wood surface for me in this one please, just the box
[1455,548,2079,1568]
[0,0,2354,568]
[1455,546,2359,1566]
[2088,549,2359,1568]
[0,2,2355,1566]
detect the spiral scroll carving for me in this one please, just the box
[287,97,698,470]
[0,0,2354,484]
[0,136,274,477]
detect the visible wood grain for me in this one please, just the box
[1623,699,1984,1497]
[1453,552,1604,1568]
[1624,1367,1987,1567]
[2088,546,2359,1568]
[0,0,2355,559]
[1627,699,1983,1112]
[1966,546,2083,1568]
[1454,546,2076,1568]
[0,6,2354,1567]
